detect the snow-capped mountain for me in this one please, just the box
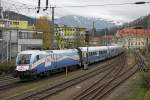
[4,11,123,29]
[55,15,120,29]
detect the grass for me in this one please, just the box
[144,90,150,100]
[124,86,146,100]
[124,71,150,100]
[0,60,15,75]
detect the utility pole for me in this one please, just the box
[6,36,8,62]
[9,31,11,61]
[104,29,107,46]
[84,31,89,70]
[2,40,4,63]
[51,6,56,49]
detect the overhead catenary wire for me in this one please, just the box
[43,0,48,11]
[2,0,35,7]
[1,0,150,22]
[1,1,150,11]
[37,0,41,13]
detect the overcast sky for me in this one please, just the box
[2,0,150,23]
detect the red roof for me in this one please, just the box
[117,28,150,37]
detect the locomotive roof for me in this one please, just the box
[46,49,78,54]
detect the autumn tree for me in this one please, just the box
[35,16,53,50]
[55,33,64,49]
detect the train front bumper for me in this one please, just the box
[14,65,37,77]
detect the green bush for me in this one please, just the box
[0,60,15,75]
[139,48,146,55]
[141,72,150,90]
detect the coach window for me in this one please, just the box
[86,53,88,57]
[102,51,104,54]
[100,51,101,54]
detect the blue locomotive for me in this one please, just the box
[15,46,123,79]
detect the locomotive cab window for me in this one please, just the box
[17,54,31,64]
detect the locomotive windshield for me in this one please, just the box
[17,54,31,64]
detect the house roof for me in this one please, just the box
[117,28,150,37]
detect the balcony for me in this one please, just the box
[18,39,42,45]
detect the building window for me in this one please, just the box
[19,31,23,39]
[19,31,28,39]
[13,21,19,25]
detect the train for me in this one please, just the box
[15,45,123,79]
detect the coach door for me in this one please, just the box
[45,55,52,68]
[45,54,57,69]
[52,54,57,69]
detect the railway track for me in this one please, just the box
[72,53,126,100]
[0,75,19,90]
[7,54,125,100]
[72,51,141,100]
